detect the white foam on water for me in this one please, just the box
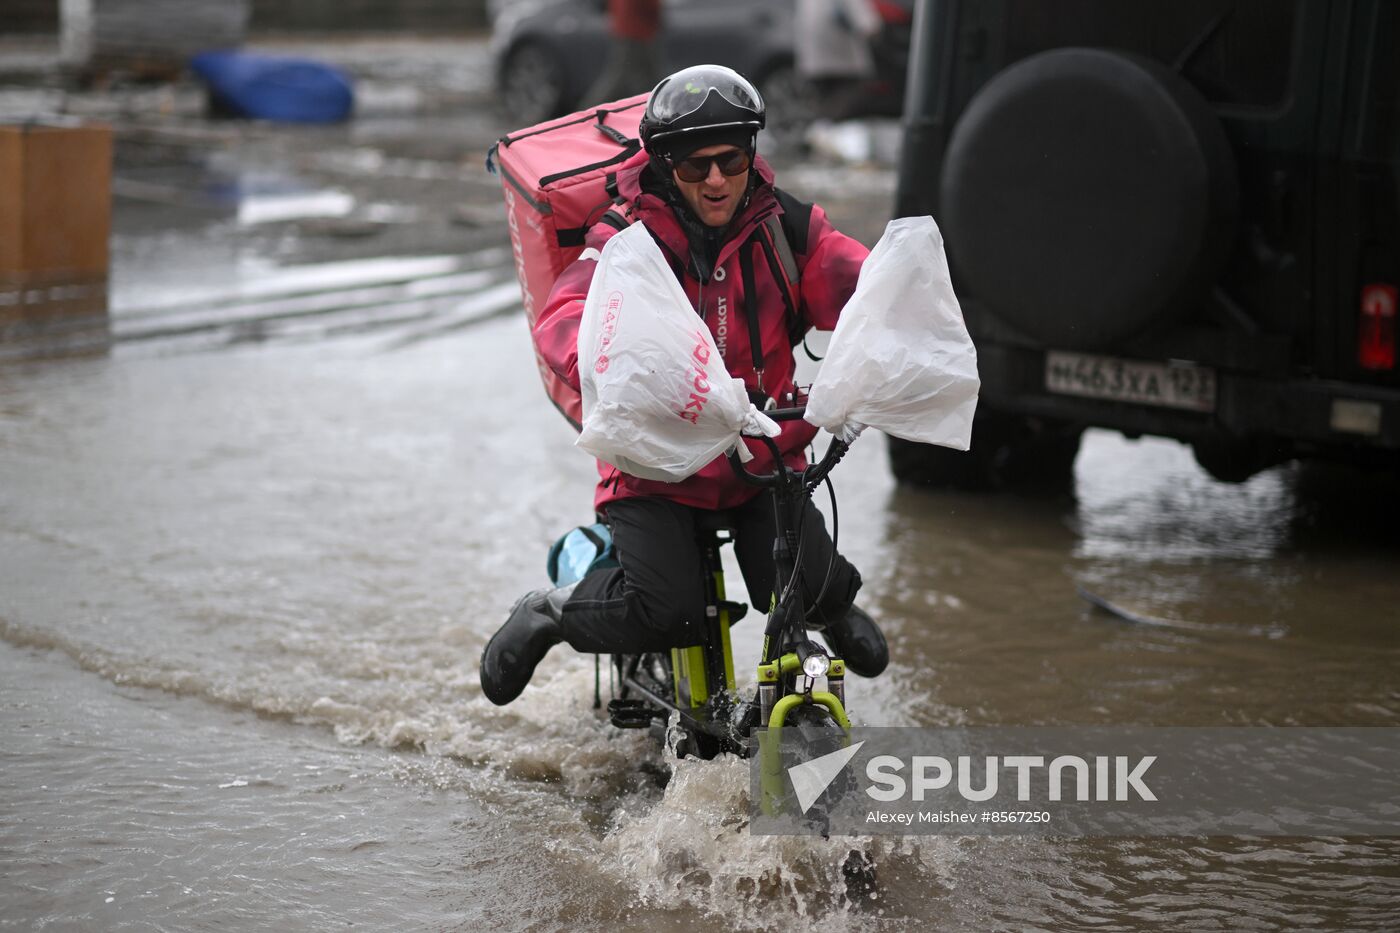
[431,662,665,801]
[601,747,963,929]
[382,658,967,927]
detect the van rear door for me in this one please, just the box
[1322,0,1399,385]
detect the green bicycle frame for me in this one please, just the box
[610,424,858,777]
[670,533,738,710]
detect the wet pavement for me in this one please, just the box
[2,33,1399,932]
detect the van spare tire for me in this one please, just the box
[940,48,1238,350]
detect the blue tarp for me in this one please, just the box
[190,51,354,124]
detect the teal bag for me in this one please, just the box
[546,523,618,586]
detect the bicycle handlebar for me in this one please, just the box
[725,406,851,490]
[727,434,786,487]
[762,406,809,422]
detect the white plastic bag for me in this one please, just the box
[575,223,779,482]
[805,216,980,448]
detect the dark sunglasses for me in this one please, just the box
[672,148,752,183]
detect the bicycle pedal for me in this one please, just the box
[608,698,664,729]
[717,600,748,625]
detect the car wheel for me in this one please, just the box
[757,62,817,153]
[888,412,1083,496]
[940,48,1239,350]
[499,41,568,125]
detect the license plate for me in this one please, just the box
[1045,351,1217,412]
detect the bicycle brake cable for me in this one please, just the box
[805,472,839,623]
[775,479,809,612]
[778,447,842,625]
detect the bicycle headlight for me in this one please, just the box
[801,651,830,679]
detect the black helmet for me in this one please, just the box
[639,64,766,162]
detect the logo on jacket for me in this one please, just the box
[715,296,728,359]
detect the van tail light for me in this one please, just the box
[870,1,914,25]
[1358,283,1397,371]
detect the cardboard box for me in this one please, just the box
[0,121,113,286]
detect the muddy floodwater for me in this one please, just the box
[4,290,1399,930]
[3,47,1400,927]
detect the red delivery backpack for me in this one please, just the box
[488,94,649,430]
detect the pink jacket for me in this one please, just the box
[533,151,870,511]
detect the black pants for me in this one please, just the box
[560,493,862,653]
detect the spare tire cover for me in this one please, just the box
[940,48,1238,350]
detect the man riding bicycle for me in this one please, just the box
[480,64,888,706]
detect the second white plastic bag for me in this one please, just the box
[575,223,778,482]
[804,216,980,448]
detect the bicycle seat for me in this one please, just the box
[693,508,740,535]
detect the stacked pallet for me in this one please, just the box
[61,0,250,75]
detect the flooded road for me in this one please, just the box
[3,46,1400,927]
[3,288,1398,929]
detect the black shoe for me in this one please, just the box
[820,605,888,678]
[479,585,570,705]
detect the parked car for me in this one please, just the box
[891,0,1399,491]
[490,0,912,137]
